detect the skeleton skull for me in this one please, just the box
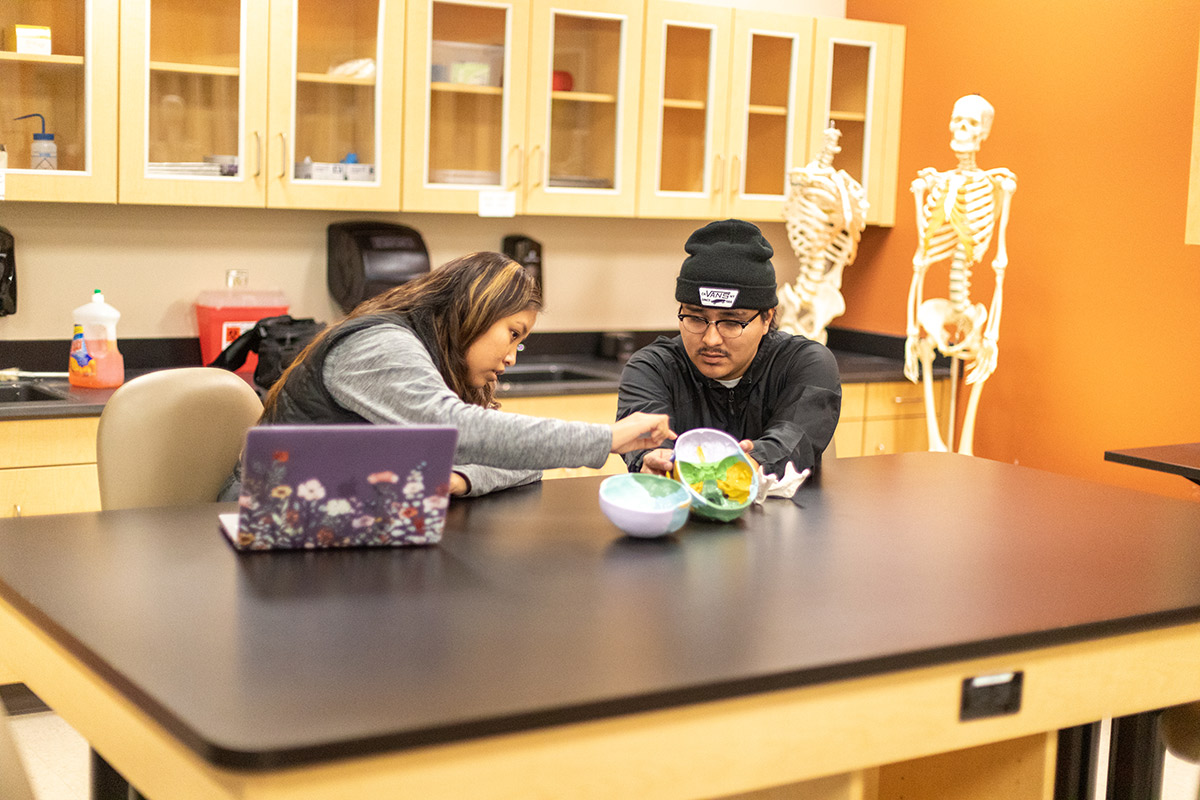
[949,94,994,155]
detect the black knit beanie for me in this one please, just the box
[675,219,778,309]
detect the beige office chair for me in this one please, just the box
[97,367,262,510]
[0,704,36,800]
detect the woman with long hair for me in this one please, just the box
[224,251,672,497]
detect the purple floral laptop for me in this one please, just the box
[221,424,458,551]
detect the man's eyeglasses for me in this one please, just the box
[677,309,763,339]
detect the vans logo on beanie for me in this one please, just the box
[698,287,739,307]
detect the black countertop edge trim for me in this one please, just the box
[3,329,922,373]
[826,326,952,368]
[1,337,202,372]
[10,561,1192,773]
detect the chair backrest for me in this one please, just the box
[97,368,263,511]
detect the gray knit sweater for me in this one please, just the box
[323,323,612,495]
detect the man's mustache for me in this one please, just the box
[698,348,728,358]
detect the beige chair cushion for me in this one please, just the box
[97,368,263,511]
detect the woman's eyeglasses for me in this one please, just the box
[677,310,762,339]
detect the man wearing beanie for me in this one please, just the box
[617,219,841,477]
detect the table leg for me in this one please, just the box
[1107,711,1165,800]
[1056,722,1100,800]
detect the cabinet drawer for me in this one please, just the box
[499,394,618,423]
[833,420,864,458]
[863,416,933,456]
[839,382,868,422]
[498,394,621,480]
[0,464,101,518]
[865,380,928,417]
[0,417,100,469]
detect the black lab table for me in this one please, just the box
[2,452,1200,799]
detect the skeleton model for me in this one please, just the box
[778,125,869,345]
[904,94,1017,456]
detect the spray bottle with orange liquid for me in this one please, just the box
[68,290,125,388]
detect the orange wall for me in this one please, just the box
[843,0,1200,501]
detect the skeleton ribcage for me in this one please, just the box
[785,176,861,301]
[919,174,997,266]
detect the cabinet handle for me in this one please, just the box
[13,504,20,517]
[529,145,543,189]
[278,133,287,180]
[730,155,741,198]
[893,396,923,404]
[253,131,262,178]
[712,154,723,194]
[508,145,523,189]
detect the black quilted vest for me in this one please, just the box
[261,310,443,425]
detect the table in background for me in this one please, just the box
[1102,442,1200,798]
[1105,443,1200,486]
[3,453,1200,800]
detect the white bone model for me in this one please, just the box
[778,125,869,345]
[904,94,1017,456]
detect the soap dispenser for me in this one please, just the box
[14,113,57,170]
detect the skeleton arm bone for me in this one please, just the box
[905,171,937,383]
[966,171,1016,385]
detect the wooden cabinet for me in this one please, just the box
[117,0,403,210]
[10,1,903,219]
[403,0,643,216]
[498,393,626,479]
[834,379,948,458]
[637,2,815,221]
[0,417,100,518]
[0,415,100,684]
[810,18,905,226]
[0,0,119,202]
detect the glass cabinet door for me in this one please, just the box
[403,0,529,214]
[522,0,642,217]
[811,18,905,226]
[725,11,813,221]
[119,0,269,206]
[1,0,117,202]
[266,0,402,210]
[638,1,731,219]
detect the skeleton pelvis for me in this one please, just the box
[778,283,844,343]
[917,298,987,356]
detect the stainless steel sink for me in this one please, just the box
[497,362,620,391]
[0,381,71,403]
[501,365,613,383]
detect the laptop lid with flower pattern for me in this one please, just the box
[222,424,458,550]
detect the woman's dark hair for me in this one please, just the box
[262,251,541,414]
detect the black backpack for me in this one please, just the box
[207,314,326,393]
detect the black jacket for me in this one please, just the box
[616,331,841,475]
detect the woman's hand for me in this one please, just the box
[609,413,676,455]
[449,471,470,496]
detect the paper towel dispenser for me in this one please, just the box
[327,222,430,314]
[0,226,15,317]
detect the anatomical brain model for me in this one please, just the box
[778,124,869,345]
[904,94,1017,456]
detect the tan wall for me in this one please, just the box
[0,202,796,341]
[843,0,1200,501]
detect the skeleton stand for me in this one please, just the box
[779,125,869,345]
[904,95,1016,455]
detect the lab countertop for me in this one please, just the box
[0,351,916,421]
